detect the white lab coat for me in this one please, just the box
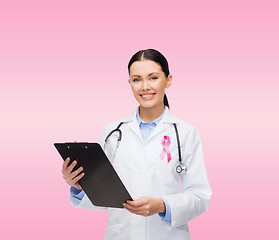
[71,107,212,240]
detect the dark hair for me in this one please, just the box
[128,49,170,109]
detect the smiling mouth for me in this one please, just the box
[140,93,156,100]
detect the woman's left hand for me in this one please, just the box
[123,196,166,217]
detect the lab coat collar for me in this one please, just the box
[120,106,178,124]
[162,107,179,124]
[119,106,178,144]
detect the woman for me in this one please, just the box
[62,49,212,239]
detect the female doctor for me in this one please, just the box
[62,49,212,240]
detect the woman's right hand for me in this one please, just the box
[62,157,85,191]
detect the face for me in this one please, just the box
[129,60,172,110]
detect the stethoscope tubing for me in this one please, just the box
[104,122,187,174]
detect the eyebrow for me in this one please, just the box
[131,72,159,77]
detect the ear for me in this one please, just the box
[128,78,131,85]
[166,74,172,88]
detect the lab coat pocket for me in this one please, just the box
[163,222,190,239]
[155,152,180,194]
[105,209,132,240]
[104,224,122,240]
[177,223,189,233]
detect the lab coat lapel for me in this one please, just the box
[124,108,143,143]
[162,107,179,124]
[146,120,165,143]
[129,117,143,143]
[146,107,178,143]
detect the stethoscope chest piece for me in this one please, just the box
[176,163,187,174]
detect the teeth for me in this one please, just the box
[142,94,153,98]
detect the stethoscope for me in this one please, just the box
[104,122,187,175]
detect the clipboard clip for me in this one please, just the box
[64,142,89,149]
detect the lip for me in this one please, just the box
[139,93,156,100]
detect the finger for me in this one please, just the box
[67,167,83,182]
[124,205,140,213]
[123,202,144,211]
[62,157,70,173]
[126,198,146,207]
[125,208,148,217]
[75,172,85,182]
[69,172,85,185]
[67,160,77,173]
[123,203,137,211]
[71,166,84,178]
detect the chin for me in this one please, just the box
[138,101,160,109]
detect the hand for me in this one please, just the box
[123,196,166,217]
[62,157,85,191]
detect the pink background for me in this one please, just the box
[1,0,278,239]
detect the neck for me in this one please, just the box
[139,103,165,122]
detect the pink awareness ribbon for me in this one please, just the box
[160,136,171,163]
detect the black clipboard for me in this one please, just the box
[54,142,133,208]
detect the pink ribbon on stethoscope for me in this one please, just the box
[160,136,171,163]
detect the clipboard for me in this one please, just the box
[54,142,133,208]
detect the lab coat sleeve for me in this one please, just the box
[69,186,85,206]
[158,197,172,223]
[69,124,110,211]
[164,127,212,229]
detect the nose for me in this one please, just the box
[142,79,150,91]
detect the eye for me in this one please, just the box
[133,78,140,82]
[151,77,158,80]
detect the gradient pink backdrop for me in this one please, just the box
[1,0,278,239]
